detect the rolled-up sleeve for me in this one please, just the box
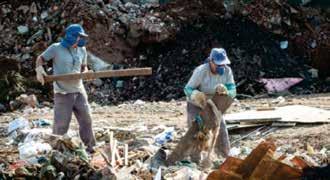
[184,66,203,98]
[41,44,56,61]
[224,67,237,98]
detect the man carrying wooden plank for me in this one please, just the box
[35,24,96,153]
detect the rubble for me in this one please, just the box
[207,140,329,179]
[0,95,329,179]
[241,0,330,76]
[0,0,329,108]
[0,1,329,178]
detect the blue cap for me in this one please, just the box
[209,48,230,65]
[65,24,88,37]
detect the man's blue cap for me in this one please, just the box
[65,24,88,37]
[209,48,230,65]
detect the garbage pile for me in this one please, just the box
[88,15,329,104]
[207,140,330,180]
[0,0,178,108]
[1,115,212,179]
[0,0,176,64]
[84,2,330,104]
[242,0,330,76]
[0,0,329,109]
[0,100,329,179]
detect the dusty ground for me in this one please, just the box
[0,93,330,165]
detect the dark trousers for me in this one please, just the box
[54,93,96,150]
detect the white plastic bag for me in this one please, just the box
[154,127,175,146]
[18,141,52,162]
[7,117,29,134]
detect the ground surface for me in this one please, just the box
[0,93,330,166]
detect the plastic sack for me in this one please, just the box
[7,117,29,135]
[154,127,175,145]
[18,141,52,161]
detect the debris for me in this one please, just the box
[18,141,52,163]
[87,52,112,71]
[134,99,145,105]
[116,80,124,88]
[0,103,6,112]
[306,143,315,155]
[17,25,29,35]
[10,94,38,110]
[271,122,296,127]
[40,11,48,19]
[225,105,330,124]
[7,117,29,135]
[92,79,103,87]
[32,119,51,128]
[259,78,304,93]
[308,68,319,79]
[229,147,241,157]
[164,166,206,180]
[272,96,286,104]
[207,141,302,179]
[154,167,161,180]
[154,127,174,146]
[280,41,289,49]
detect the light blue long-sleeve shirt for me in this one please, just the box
[184,64,236,98]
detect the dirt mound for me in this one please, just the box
[88,16,329,104]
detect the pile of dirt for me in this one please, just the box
[88,15,330,104]
[0,0,329,108]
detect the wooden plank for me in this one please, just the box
[257,107,276,111]
[225,116,281,124]
[271,122,296,127]
[227,124,264,130]
[239,121,272,125]
[44,67,152,82]
[235,141,276,179]
[224,105,330,124]
[275,105,330,123]
[250,159,302,180]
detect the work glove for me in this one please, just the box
[35,66,47,85]
[194,114,208,141]
[191,90,207,108]
[215,84,228,95]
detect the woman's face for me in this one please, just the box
[209,59,217,74]
[209,59,225,75]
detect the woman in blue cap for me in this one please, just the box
[35,24,96,153]
[184,48,236,157]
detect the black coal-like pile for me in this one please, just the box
[88,16,329,104]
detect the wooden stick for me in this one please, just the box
[109,131,113,147]
[44,67,152,82]
[111,140,117,167]
[115,148,123,165]
[100,150,112,166]
[124,144,128,166]
[109,131,113,162]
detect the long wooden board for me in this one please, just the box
[224,105,330,124]
[44,67,152,82]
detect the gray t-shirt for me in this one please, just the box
[41,42,87,94]
[186,63,235,97]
